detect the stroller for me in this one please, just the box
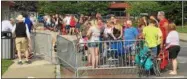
[135,42,161,77]
[157,48,169,71]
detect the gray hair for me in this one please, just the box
[158,11,165,16]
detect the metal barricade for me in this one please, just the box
[1,32,15,59]
[56,35,77,75]
[76,40,144,77]
[56,35,144,77]
[31,32,53,62]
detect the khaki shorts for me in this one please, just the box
[15,37,28,52]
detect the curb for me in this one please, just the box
[56,65,61,78]
[180,39,187,42]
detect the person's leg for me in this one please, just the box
[169,46,180,75]
[72,27,75,35]
[90,47,96,68]
[95,47,99,68]
[16,38,22,64]
[170,58,177,74]
[22,38,30,63]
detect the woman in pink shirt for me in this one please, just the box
[166,22,180,75]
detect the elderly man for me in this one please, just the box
[157,11,169,49]
[1,18,15,37]
[12,15,31,65]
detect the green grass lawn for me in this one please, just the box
[2,59,14,75]
[176,26,187,33]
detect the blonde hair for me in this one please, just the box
[90,19,98,27]
[168,22,176,31]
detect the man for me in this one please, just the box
[157,11,169,49]
[24,14,33,33]
[1,18,15,37]
[123,20,139,64]
[12,15,31,65]
[30,14,37,31]
[63,14,71,34]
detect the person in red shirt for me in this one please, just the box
[157,11,169,49]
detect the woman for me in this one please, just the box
[137,17,147,39]
[69,15,77,35]
[86,18,101,68]
[166,22,180,75]
[150,16,163,56]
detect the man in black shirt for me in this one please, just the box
[12,15,31,65]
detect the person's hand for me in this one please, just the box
[150,16,156,20]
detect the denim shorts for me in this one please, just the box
[65,25,70,30]
[88,42,99,47]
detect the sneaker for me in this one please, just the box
[17,61,23,65]
[25,60,32,64]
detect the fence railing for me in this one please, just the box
[31,32,54,63]
[56,35,144,77]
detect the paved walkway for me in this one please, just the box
[2,56,56,78]
[179,33,187,42]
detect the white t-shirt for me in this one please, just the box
[104,27,113,37]
[88,26,100,42]
[1,20,13,32]
[166,30,179,48]
[63,16,71,25]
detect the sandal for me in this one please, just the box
[169,71,177,75]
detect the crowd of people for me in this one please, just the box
[1,11,181,75]
[77,11,180,75]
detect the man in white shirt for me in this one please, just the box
[1,18,15,37]
[63,14,71,34]
[2,18,15,32]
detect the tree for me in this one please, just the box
[126,1,183,25]
[10,1,38,12]
[126,1,160,16]
[37,1,109,15]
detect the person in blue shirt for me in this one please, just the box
[24,14,33,33]
[123,20,139,46]
[123,20,139,64]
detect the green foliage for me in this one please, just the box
[37,1,109,15]
[126,1,183,25]
[2,60,13,75]
[126,1,160,16]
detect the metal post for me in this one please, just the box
[182,1,184,28]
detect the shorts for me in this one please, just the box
[125,44,136,56]
[65,25,70,30]
[15,37,28,52]
[168,46,180,59]
[88,42,99,47]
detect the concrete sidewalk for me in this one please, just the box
[2,56,56,78]
[179,33,187,42]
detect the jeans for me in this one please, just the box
[149,47,157,56]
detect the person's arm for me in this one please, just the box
[25,24,31,41]
[12,24,16,37]
[111,28,116,40]
[118,26,123,39]
[158,28,163,49]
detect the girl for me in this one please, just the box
[86,18,101,68]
